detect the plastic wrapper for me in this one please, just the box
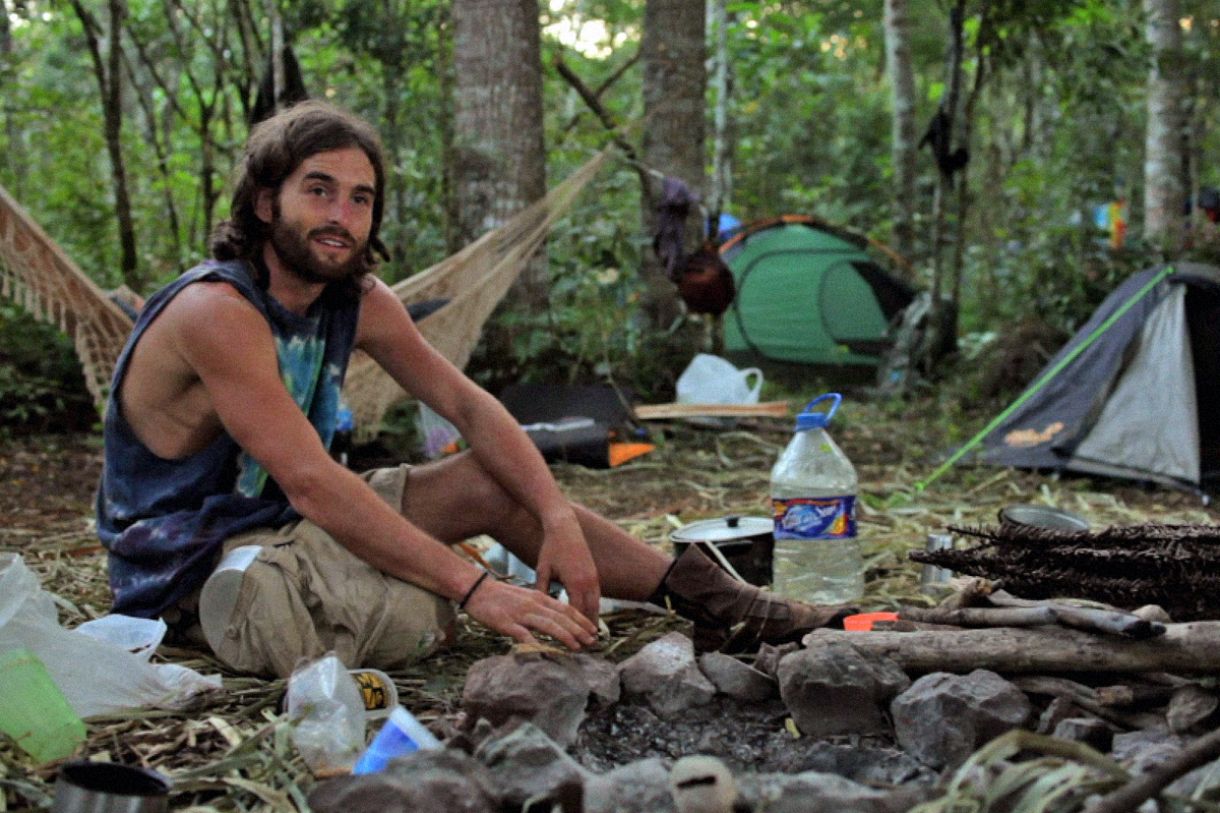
[0,554,221,719]
[286,653,367,776]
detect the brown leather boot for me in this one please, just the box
[648,544,857,653]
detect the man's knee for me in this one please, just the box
[404,451,529,533]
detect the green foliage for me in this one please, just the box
[0,304,95,435]
[1,0,1219,429]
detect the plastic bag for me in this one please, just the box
[417,402,461,459]
[286,653,367,776]
[0,554,221,719]
[676,354,763,405]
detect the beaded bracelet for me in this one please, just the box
[458,570,492,610]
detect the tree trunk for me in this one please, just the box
[450,0,548,311]
[929,0,966,311]
[707,0,732,229]
[884,0,918,264]
[72,0,141,289]
[640,0,707,332]
[1142,0,1186,253]
[0,0,21,194]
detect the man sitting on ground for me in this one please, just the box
[96,101,850,678]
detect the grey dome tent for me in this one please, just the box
[979,262,1220,491]
[717,215,915,366]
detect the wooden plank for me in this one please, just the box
[633,401,791,420]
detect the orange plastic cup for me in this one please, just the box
[842,612,899,632]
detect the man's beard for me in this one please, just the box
[268,209,368,285]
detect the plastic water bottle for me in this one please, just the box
[770,393,864,604]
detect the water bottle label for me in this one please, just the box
[772,495,856,540]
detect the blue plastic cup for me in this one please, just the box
[351,706,440,775]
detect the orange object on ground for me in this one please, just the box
[842,611,900,632]
[608,442,656,467]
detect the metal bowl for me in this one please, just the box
[998,504,1090,533]
[52,761,170,813]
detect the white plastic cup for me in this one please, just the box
[351,706,440,775]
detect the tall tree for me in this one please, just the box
[640,0,706,332]
[70,0,141,289]
[884,0,918,263]
[450,0,548,310]
[707,0,732,229]
[1142,0,1186,253]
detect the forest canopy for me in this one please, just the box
[1,0,1218,427]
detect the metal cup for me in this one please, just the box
[52,761,170,813]
[919,533,955,593]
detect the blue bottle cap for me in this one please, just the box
[795,393,841,431]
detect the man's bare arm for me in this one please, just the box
[168,283,596,648]
[355,279,602,620]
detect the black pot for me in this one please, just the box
[670,516,774,586]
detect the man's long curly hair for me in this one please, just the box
[210,100,390,292]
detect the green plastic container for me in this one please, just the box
[0,648,86,763]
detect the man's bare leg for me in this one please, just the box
[401,451,852,653]
[400,451,670,600]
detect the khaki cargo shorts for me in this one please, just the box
[200,465,456,678]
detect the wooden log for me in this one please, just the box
[988,590,1166,639]
[898,606,1057,627]
[633,401,791,420]
[806,622,1220,674]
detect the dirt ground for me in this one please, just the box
[1,397,1216,810]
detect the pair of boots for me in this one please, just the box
[647,544,856,653]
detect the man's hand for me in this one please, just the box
[534,516,601,623]
[463,577,598,650]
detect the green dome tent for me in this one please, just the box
[718,215,915,366]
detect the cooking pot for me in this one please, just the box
[670,516,773,586]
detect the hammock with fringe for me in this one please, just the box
[0,147,610,436]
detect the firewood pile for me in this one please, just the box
[910,523,1220,620]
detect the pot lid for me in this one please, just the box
[998,504,1090,532]
[670,515,772,543]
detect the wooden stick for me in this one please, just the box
[898,606,1058,628]
[807,622,1220,674]
[988,590,1166,639]
[633,401,791,420]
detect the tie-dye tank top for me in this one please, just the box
[96,259,360,618]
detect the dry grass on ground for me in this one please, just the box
[1,396,1215,811]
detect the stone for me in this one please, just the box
[891,670,1032,769]
[1167,685,1218,734]
[1110,726,1185,773]
[754,642,800,679]
[574,653,622,706]
[698,652,776,702]
[1052,717,1113,752]
[308,749,497,813]
[739,770,931,813]
[583,758,672,813]
[1036,696,1082,735]
[1108,726,1220,799]
[619,632,716,718]
[776,741,937,787]
[476,723,591,806]
[462,652,592,745]
[777,639,910,738]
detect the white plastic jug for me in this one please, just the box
[676,354,764,405]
